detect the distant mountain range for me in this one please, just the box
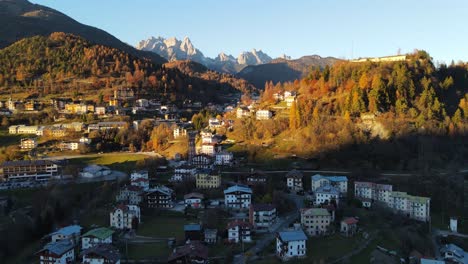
[136,36,273,73]
[238,55,341,88]
[0,0,166,64]
[136,36,340,88]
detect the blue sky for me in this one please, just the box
[31,0,468,63]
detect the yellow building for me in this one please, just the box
[196,169,221,189]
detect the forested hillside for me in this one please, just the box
[229,51,468,170]
[0,33,251,103]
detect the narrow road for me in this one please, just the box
[233,194,305,264]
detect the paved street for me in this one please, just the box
[233,194,305,264]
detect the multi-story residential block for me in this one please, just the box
[200,143,217,156]
[249,203,277,230]
[224,185,252,209]
[50,225,82,245]
[110,204,141,230]
[81,227,114,250]
[227,220,252,243]
[173,126,187,138]
[116,185,144,205]
[9,125,44,135]
[214,151,234,166]
[196,169,221,189]
[184,192,204,208]
[58,142,79,151]
[87,122,127,133]
[276,230,308,261]
[191,154,212,169]
[170,165,197,182]
[354,181,393,204]
[315,186,340,206]
[300,208,332,236]
[236,107,250,118]
[387,191,430,222]
[286,169,304,192]
[311,175,348,196]
[95,106,106,115]
[20,138,37,149]
[80,244,121,264]
[0,160,61,181]
[146,186,174,208]
[36,240,75,264]
[256,109,272,120]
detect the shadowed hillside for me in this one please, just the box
[0,0,166,64]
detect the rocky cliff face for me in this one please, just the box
[136,36,273,73]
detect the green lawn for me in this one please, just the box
[68,153,151,173]
[137,214,191,241]
[123,242,171,260]
[308,234,364,262]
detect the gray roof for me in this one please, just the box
[184,224,201,231]
[37,240,74,256]
[2,160,57,167]
[316,185,340,195]
[224,185,252,194]
[50,225,82,237]
[311,174,348,182]
[278,230,308,242]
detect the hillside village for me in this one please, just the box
[0,85,466,264]
[0,1,467,263]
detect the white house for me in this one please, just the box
[81,244,121,264]
[286,169,304,193]
[20,138,37,149]
[276,230,308,261]
[224,185,253,209]
[315,186,340,207]
[214,151,234,166]
[387,191,431,222]
[300,208,332,236]
[184,192,204,209]
[110,204,141,230]
[311,175,348,196]
[81,227,114,250]
[130,170,149,191]
[36,240,75,264]
[354,181,393,204]
[227,220,252,243]
[256,110,272,120]
[249,203,277,230]
[50,225,82,245]
[79,165,111,178]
